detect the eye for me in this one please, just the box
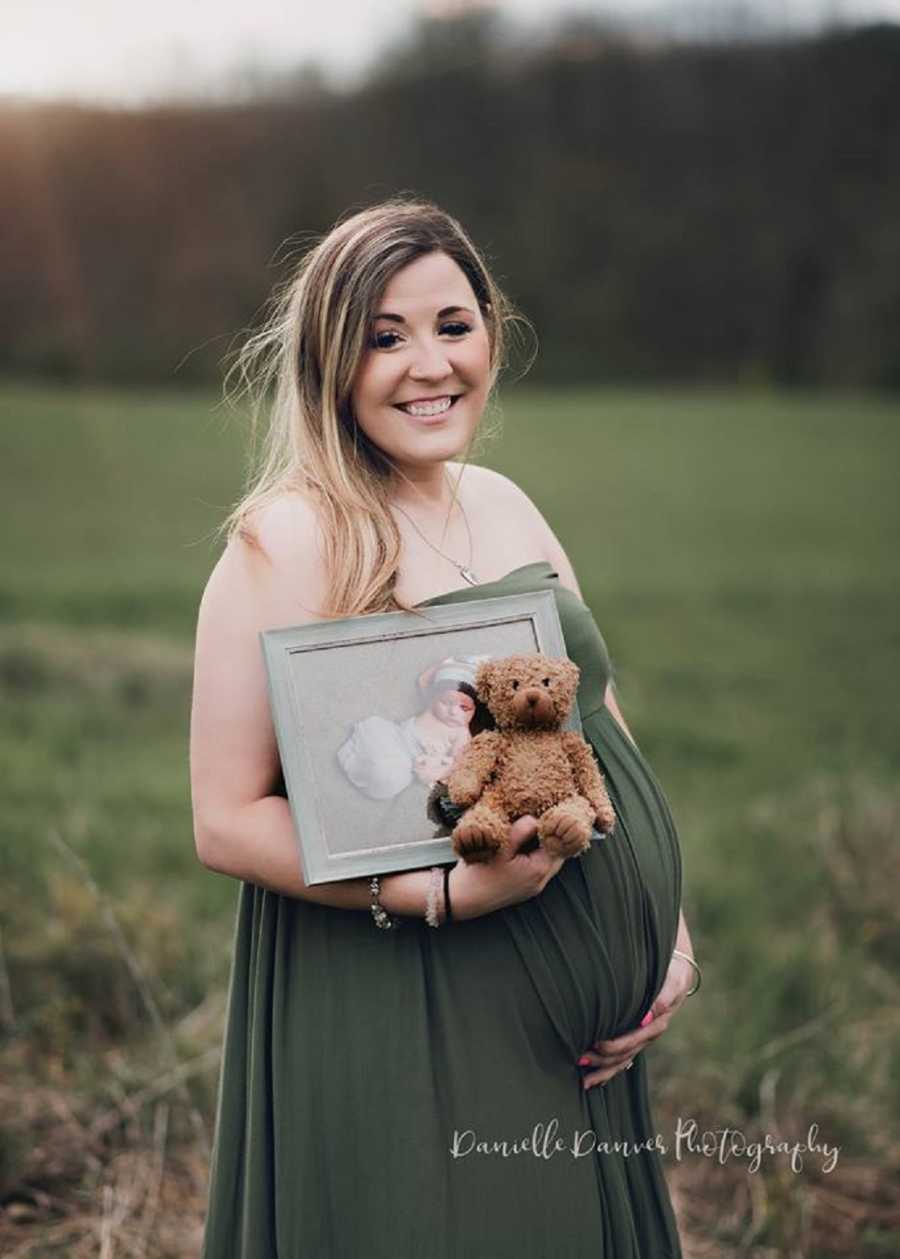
[542,677,551,687]
[511,680,519,691]
[369,329,402,350]
[440,321,472,338]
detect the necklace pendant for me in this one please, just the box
[458,565,479,586]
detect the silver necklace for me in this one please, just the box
[391,471,480,586]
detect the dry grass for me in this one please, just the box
[0,1067,210,1259]
[1,823,223,1258]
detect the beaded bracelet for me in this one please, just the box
[369,875,403,930]
[672,948,702,995]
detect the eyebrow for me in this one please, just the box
[371,305,475,323]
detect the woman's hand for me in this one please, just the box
[450,815,565,920]
[576,950,697,1090]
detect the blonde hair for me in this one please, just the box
[218,195,534,617]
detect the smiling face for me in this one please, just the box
[350,250,492,475]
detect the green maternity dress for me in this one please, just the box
[201,561,684,1258]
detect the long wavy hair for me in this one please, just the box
[218,195,534,617]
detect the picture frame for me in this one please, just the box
[260,588,585,885]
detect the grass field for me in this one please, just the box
[2,378,899,1256]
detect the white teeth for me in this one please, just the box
[399,396,454,417]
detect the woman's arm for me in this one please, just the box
[197,791,434,915]
[189,494,432,917]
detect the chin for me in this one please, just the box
[407,437,472,462]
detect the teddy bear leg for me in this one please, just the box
[592,787,617,838]
[536,796,596,859]
[452,802,511,863]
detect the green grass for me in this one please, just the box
[2,377,899,1255]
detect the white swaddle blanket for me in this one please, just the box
[336,713,425,800]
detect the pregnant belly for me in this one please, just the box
[498,705,682,1057]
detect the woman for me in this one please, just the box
[190,197,700,1258]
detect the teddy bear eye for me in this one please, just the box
[511,680,519,691]
[542,677,551,687]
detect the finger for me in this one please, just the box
[592,1021,666,1057]
[581,1060,635,1089]
[591,1013,670,1056]
[507,815,539,848]
[509,813,537,833]
[578,1049,633,1072]
[506,824,544,862]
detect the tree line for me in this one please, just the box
[2,15,898,388]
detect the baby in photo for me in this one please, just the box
[337,654,492,800]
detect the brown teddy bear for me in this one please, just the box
[446,652,616,863]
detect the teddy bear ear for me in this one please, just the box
[558,658,581,691]
[475,660,496,704]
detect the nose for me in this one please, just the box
[408,338,453,382]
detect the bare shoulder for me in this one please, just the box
[240,487,322,560]
[458,462,545,547]
[456,462,523,504]
[201,488,329,632]
[464,464,586,601]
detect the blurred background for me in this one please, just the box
[2,2,899,1256]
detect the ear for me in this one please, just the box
[475,660,498,706]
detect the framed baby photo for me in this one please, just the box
[260,588,582,885]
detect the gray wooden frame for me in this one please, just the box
[260,589,580,885]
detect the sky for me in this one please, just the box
[4,0,900,104]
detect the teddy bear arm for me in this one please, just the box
[560,731,609,811]
[447,731,504,804]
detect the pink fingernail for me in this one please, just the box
[640,1011,654,1027]
[578,1055,591,1066]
